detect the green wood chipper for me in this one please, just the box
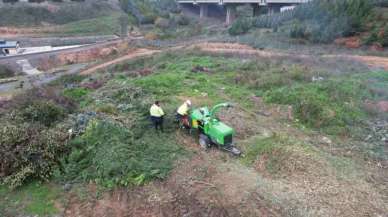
[188,103,241,156]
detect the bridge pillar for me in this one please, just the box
[251,4,261,17]
[199,4,208,19]
[225,4,237,25]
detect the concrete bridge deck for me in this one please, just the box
[177,0,310,6]
[177,0,310,24]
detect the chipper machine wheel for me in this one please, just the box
[199,133,210,150]
[189,103,241,156]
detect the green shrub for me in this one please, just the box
[153,0,180,14]
[59,120,183,188]
[154,17,170,28]
[363,24,388,47]
[242,135,285,166]
[229,18,253,35]
[0,181,60,216]
[51,74,86,86]
[141,15,156,24]
[237,63,316,90]
[365,29,379,45]
[0,66,15,79]
[63,87,90,102]
[0,122,70,189]
[250,0,373,42]
[264,79,366,134]
[92,80,153,113]
[21,101,66,127]
[0,1,118,26]
[380,24,388,46]
[174,14,190,26]
[96,103,118,115]
[288,20,307,39]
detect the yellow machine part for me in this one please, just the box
[192,119,198,128]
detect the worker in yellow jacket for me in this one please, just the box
[150,101,165,132]
[176,100,191,128]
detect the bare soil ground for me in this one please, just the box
[80,48,160,75]
[0,27,51,37]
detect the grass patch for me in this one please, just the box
[0,182,60,216]
[63,87,90,102]
[241,135,286,166]
[56,13,123,36]
[241,135,316,176]
[0,1,119,27]
[125,54,253,106]
[263,71,387,135]
[355,71,388,100]
[116,53,385,135]
[51,74,86,85]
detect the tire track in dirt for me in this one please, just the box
[80,48,161,75]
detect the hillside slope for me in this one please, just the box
[0,43,387,217]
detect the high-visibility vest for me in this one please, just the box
[177,103,189,116]
[150,104,164,117]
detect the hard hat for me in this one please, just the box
[186,100,192,106]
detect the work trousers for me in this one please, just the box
[151,116,164,132]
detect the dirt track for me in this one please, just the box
[71,41,388,77]
[80,48,160,75]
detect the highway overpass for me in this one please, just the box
[177,0,309,5]
[177,0,310,24]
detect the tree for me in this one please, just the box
[119,15,129,38]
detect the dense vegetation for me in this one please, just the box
[0,65,15,79]
[0,72,183,189]
[0,1,120,26]
[0,88,75,188]
[120,0,180,24]
[229,0,388,45]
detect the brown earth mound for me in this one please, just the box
[334,36,362,49]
